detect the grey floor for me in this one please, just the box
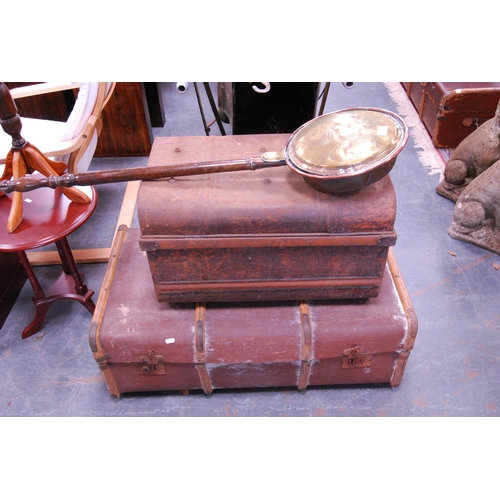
[1,82,499,418]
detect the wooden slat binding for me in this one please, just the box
[387,248,419,387]
[194,303,213,395]
[298,301,313,391]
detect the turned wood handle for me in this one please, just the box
[0,82,24,144]
[0,156,287,195]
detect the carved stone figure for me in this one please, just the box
[448,158,500,254]
[436,99,500,202]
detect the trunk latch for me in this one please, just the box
[341,346,372,369]
[140,350,165,374]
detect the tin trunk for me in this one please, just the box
[138,134,397,303]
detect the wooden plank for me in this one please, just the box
[10,82,80,99]
[27,180,141,266]
[114,181,141,232]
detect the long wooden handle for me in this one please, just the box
[0,156,287,195]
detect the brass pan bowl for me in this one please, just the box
[277,107,408,193]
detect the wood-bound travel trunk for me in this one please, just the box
[89,226,418,398]
[402,82,500,148]
[137,134,398,303]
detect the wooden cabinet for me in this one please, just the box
[95,82,157,157]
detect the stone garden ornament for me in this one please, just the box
[436,99,500,255]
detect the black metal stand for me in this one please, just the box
[193,83,226,136]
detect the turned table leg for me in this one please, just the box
[16,237,95,339]
[17,250,52,339]
[55,237,95,308]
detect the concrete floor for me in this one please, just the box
[1,82,499,418]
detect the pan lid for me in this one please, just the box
[285,108,407,177]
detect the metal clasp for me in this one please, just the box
[140,350,165,374]
[341,346,372,369]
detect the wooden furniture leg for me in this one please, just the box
[17,250,53,338]
[55,237,95,313]
[17,237,95,339]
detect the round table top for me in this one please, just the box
[0,176,97,251]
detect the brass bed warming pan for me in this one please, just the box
[0,108,408,196]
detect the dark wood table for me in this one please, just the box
[0,178,97,338]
